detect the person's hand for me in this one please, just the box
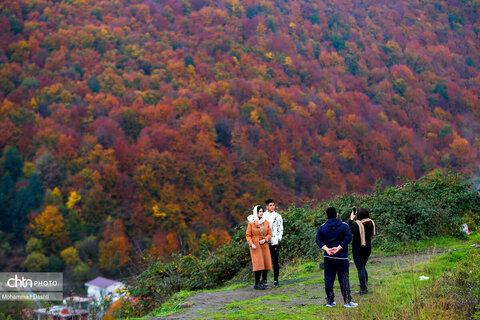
[251,244,257,249]
[322,245,332,255]
[330,246,342,255]
[254,219,260,227]
[259,239,265,245]
[350,210,356,221]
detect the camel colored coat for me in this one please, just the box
[246,221,273,271]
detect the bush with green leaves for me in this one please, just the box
[121,171,479,317]
[124,224,250,315]
[364,171,479,243]
[282,171,480,258]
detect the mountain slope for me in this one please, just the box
[0,0,479,268]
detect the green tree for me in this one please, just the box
[0,173,14,233]
[0,231,12,270]
[24,252,48,271]
[434,80,449,101]
[73,262,91,281]
[0,312,15,320]
[20,77,39,90]
[88,75,100,92]
[9,174,43,240]
[438,125,452,139]
[48,255,63,272]
[120,109,143,141]
[75,235,99,262]
[12,185,40,239]
[65,210,86,243]
[61,246,80,266]
[27,174,44,205]
[1,146,23,181]
[267,17,276,33]
[184,55,195,67]
[26,237,44,254]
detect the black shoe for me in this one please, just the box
[261,279,267,285]
[254,284,266,290]
[354,290,368,295]
[273,281,280,287]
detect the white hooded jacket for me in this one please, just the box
[247,210,283,246]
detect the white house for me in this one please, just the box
[84,277,124,302]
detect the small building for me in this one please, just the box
[84,277,124,302]
[33,306,88,320]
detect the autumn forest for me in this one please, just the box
[0,0,479,281]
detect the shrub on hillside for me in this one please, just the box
[123,224,250,315]
[282,171,479,257]
[365,171,479,243]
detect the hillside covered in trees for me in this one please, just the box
[0,0,479,278]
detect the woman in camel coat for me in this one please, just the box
[246,205,272,290]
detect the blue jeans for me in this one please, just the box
[324,258,351,304]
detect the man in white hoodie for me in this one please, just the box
[247,199,284,286]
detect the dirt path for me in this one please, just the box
[147,249,446,320]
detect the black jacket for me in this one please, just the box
[316,218,352,259]
[349,219,374,256]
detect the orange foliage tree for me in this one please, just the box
[29,205,69,253]
[99,219,132,275]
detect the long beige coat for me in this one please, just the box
[246,221,273,271]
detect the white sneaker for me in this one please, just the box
[326,302,336,307]
[344,301,358,308]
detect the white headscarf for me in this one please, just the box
[253,205,266,224]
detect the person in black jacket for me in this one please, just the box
[316,207,358,308]
[349,207,376,295]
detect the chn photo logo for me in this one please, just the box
[7,275,33,288]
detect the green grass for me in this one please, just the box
[199,305,328,319]
[372,234,466,256]
[197,233,479,319]
[196,254,456,319]
[129,291,191,319]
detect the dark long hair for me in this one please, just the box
[357,207,370,220]
[256,205,265,215]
